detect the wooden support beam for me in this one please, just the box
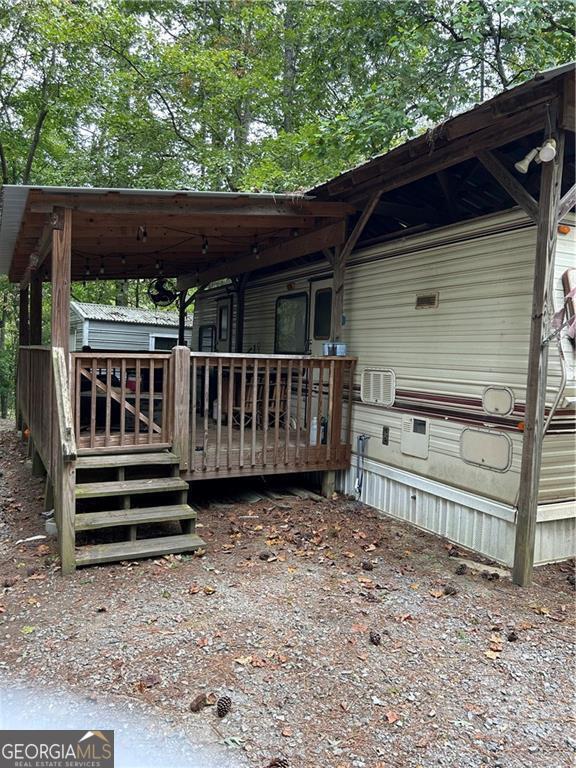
[331,189,383,341]
[177,220,347,290]
[477,149,539,221]
[29,272,42,345]
[171,346,191,472]
[233,273,250,353]
[513,128,565,588]
[51,208,72,364]
[30,199,355,218]
[18,286,29,346]
[178,290,188,345]
[558,183,576,221]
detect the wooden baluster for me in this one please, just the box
[239,358,247,468]
[251,360,258,467]
[316,360,324,465]
[346,360,355,447]
[263,360,270,466]
[326,360,335,462]
[90,357,97,448]
[105,358,112,446]
[120,359,126,445]
[203,361,210,471]
[149,359,155,443]
[135,359,141,444]
[227,360,234,469]
[216,358,222,469]
[305,360,313,466]
[295,360,303,466]
[74,357,81,444]
[190,356,197,472]
[160,359,167,441]
[273,360,281,466]
[285,360,292,465]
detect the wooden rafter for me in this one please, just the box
[477,149,539,221]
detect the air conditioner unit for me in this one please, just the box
[360,368,396,406]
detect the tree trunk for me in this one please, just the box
[282,2,297,133]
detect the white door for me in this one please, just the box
[309,279,333,356]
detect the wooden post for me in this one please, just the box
[30,272,43,345]
[178,290,187,345]
[18,286,29,346]
[51,208,72,364]
[234,273,249,353]
[171,346,190,472]
[513,128,565,587]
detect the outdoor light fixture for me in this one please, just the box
[515,139,557,174]
[136,224,147,242]
[514,147,539,174]
[539,138,557,162]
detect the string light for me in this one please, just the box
[136,225,147,242]
[202,237,209,255]
[99,257,104,277]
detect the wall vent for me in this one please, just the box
[415,292,439,309]
[360,368,396,406]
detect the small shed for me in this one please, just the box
[69,301,193,352]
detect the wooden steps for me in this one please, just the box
[72,450,203,569]
[75,504,197,531]
[76,452,179,470]
[75,477,188,499]
[76,533,205,566]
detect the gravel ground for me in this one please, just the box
[0,424,574,768]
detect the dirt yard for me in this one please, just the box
[0,424,574,768]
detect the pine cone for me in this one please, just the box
[266,759,289,768]
[443,583,458,596]
[216,695,232,718]
[369,630,381,646]
[454,563,468,575]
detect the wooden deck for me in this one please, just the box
[17,346,356,572]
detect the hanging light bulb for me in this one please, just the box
[155,259,161,272]
[121,255,126,267]
[539,138,557,162]
[251,242,259,256]
[136,225,148,242]
[202,237,209,255]
[99,257,104,277]
[159,260,164,277]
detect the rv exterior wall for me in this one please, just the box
[192,209,576,566]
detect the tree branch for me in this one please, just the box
[21,106,48,184]
[0,140,8,184]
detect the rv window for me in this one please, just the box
[199,324,216,352]
[313,288,332,340]
[218,303,229,342]
[275,293,308,354]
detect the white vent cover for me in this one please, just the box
[482,386,514,416]
[415,292,439,309]
[361,368,396,406]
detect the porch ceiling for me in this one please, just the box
[0,186,354,283]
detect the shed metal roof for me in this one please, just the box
[70,301,193,327]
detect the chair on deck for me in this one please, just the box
[232,374,262,428]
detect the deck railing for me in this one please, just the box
[184,352,356,478]
[71,352,173,451]
[17,346,54,472]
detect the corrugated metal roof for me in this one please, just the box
[0,185,310,276]
[71,301,193,327]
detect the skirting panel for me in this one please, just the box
[338,458,575,567]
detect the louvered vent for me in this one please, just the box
[361,368,396,406]
[415,292,439,309]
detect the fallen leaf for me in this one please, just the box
[21,625,35,635]
[138,674,161,690]
[235,655,253,666]
[351,623,368,633]
[484,649,500,660]
[196,637,208,648]
[281,727,293,738]
[189,583,200,594]
[386,710,400,724]
[429,589,444,599]
[203,585,216,595]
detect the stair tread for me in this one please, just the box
[76,477,188,498]
[76,534,206,566]
[76,504,197,531]
[76,452,179,469]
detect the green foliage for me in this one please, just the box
[0,0,572,410]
